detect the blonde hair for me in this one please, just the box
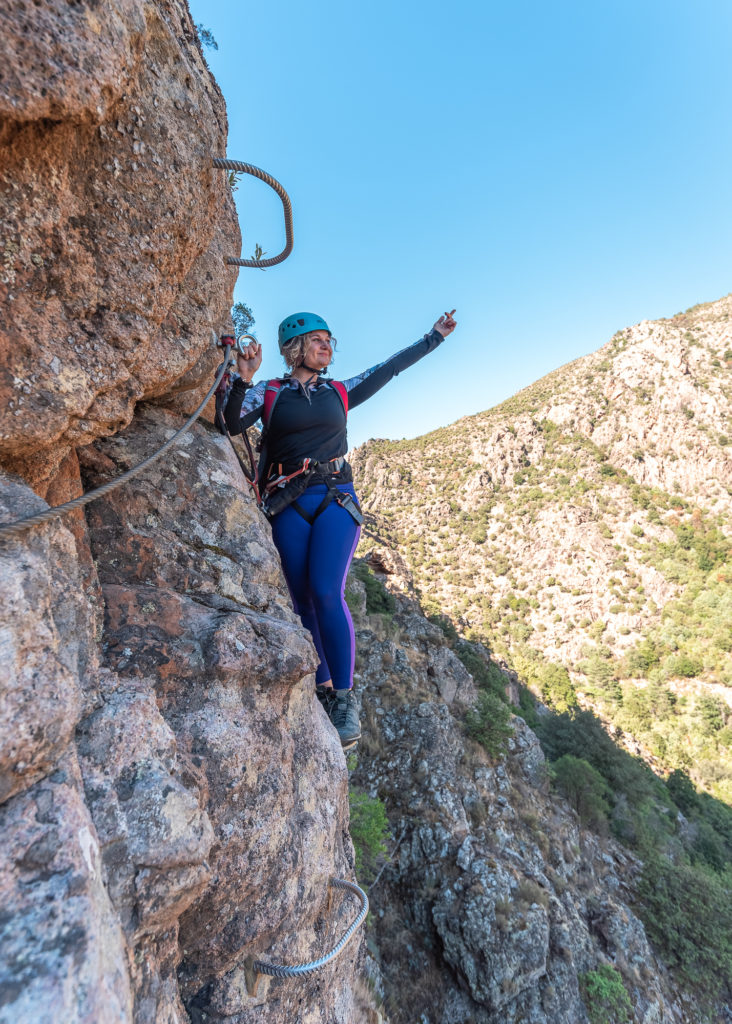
[281,330,337,371]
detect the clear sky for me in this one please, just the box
[189,0,732,450]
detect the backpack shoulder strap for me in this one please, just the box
[330,380,348,417]
[263,379,284,429]
[264,378,347,429]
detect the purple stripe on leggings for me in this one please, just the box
[336,524,362,690]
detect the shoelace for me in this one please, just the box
[330,693,350,727]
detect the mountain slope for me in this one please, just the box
[351,296,732,800]
[346,555,727,1024]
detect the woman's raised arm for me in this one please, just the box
[342,310,457,410]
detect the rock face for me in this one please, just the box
[0,4,367,1021]
[0,0,240,494]
[80,409,360,1023]
[347,564,692,1024]
[2,3,729,1022]
[0,412,363,1024]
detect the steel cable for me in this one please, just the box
[1,155,293,539]
[250,878,368,988]
[213,158,294,267]
[0,351,233,542]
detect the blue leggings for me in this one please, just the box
[270,483,361,690]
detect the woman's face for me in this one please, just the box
[305,330,333,369]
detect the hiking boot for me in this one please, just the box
[328,689,361,749]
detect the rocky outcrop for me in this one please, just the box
[0,3,368,1021]
[0,0,239,494]
[0,409,364,1023]
[347,563,692,1024]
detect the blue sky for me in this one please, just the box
[190,0,732,449]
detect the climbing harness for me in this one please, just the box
[212,158,294,268]
[216,356,381,538]
[244,877,368,996]
[0,340,234,542]
[213,359,356,523]
[258,378,351,519]
[261,458,363,526]
[219,375,351,520]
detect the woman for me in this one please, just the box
[224,309,457,748]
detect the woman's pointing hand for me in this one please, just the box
[433,309,457,338]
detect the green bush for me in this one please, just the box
[349,787,389,885]
[553,755,612,832]
[589,620,607,640]
[537,661,577,712]
[464,690,514,757]
[666,768,698,813]
[580,964,633,1024]
[351,562,396,616]
[624,638,660,676]
[638,855,732,999]
[493,554,511,576]
[455,642,509,699]
[696,695,725,735]
[663,653,703,678]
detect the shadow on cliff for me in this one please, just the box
[345,556,732,1024]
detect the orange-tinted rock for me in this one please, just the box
[0,0,240,489]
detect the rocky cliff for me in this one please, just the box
[351,298,732,794]
[0,3,368,1022]
[1,409,366,1023]
[345,557,707,1024]
[349,299,732,1020]
[3,3,731,1022]
[0,0,238,494]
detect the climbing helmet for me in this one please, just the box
[278,312,331,353]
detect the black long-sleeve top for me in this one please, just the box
[224,328,445,470]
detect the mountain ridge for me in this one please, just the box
[351,293,732,802]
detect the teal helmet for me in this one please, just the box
[278,312,331,353]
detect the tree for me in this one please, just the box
[666,768,697,814]
[537,662,577,712]
[621,688,652,732]
[696,695,725,736]
[624,638,660,676]
[464,691,513,758]
[231,301,255,336]
[582,653,621,704]
[196,24,218,50]
[552,754,612,832]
